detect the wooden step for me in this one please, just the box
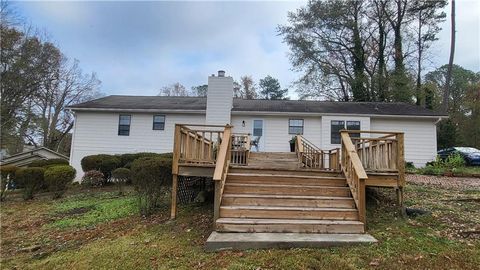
[229,167,343,177]
[249,152,297,159]
[222,194,356,208]
[215,218,364,233]
[224,183,352,197]
[220,206,359,220]
[227,173,347,186]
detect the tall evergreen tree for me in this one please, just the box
[259,75,288,100]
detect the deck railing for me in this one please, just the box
[340,131,368,225]
[295,135,340,170]
[230,133,251,165]
[175,124,226,165]
[342,130,405,187]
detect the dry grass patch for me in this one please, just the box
[1,178,479,269]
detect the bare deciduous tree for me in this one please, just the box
[158,82,190,96]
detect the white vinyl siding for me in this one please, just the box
[70,109,439,179]
[231,115,322,152]
[70,111,205,180]
[370,118,437,167]
[205,76,233,125]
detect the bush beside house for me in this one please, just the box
[28,158,69,168]
[44,165,76,199]
[131,157,172,216]
[415,153,480,177]
[81,170,105,188]
[15,167,45,200]
[112,167,130,195]
[118,152,172,168]
[79,152,173,215]
[81,154,121,182]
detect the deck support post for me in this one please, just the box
[213,180,221,227]
[170,174,178,219]
[395,187,406,217]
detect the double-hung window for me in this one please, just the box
[330,120,361,144]
[253,120,263,137]
[330,120,345,144]
[346,121,361,138]
[118,115,131,136]
[153,115,165,130]
[288,119,304,135]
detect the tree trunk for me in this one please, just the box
[416,10,423,106]
[351,2,368,101]
[378,16,387,102]
[443,0,456,113]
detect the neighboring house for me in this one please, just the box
[0,147,69,167]
[67,70,446,179]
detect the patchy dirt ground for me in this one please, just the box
[407,174,480,189]
[1,181,479,269]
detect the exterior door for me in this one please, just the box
[252,119,264,152]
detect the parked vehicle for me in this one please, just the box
[437,147,480,166]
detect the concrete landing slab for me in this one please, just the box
[205,232,377,251]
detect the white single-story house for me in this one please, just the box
[0,147,69,167]
[67,71,446,179]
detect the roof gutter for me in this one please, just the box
[231,110,448,119]
[66,107,206,114]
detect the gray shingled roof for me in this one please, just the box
[68,95,446,117]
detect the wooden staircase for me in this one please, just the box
[215,165,365,234]
[171,125,405,250]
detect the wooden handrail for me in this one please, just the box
[341,130,403,134]
[213,126,232,180]
[213,125,232,221]
[295,135,340,170]
[340,131,368,225]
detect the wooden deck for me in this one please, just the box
[171,124,405,240]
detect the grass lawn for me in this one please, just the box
[1,181,479,270]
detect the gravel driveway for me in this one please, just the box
[407,174,480,189]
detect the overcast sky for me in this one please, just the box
[13,0,480,98]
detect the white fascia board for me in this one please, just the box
[68,107,447,120]
[68,108,206,114]
[230,110,447,119]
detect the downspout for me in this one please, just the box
[68,109,76,165]
[434,116,447,125]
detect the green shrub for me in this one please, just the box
[0,165,18,201]
[118,152,172,168]
[417,166,444,176]
[15,167,45,200]
[444,153,466,169]
[405,161,415,171]
[131,157,172,216]
[81,154,120,181]
[81,170,105,188]
[44,165,76,199]
[28,158,69,168]
[112,167,131,195]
